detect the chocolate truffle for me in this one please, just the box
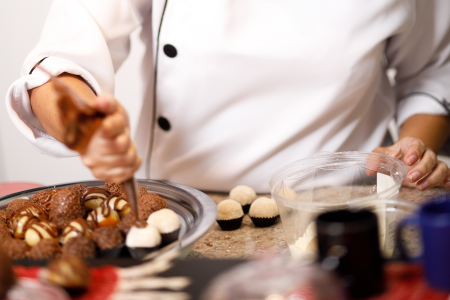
[102,194,131,217]
[3,239,29,260]
[117,211,137,234]
[31,189,57,213]
[126,224,161,259]
[0,223,11,241]
[0,210,9,225]
[139,186,148,197]
[24,220,60,247]
[81,187,109,211]
[248,197,279,227]
[6,198,30,214]
[229,185,257,214]
[0,248,16,299]
[87,206,120,227]
[216,199,244,231]
[28,239,62,260]
[16,203,48,221]
[62,235,96,258]
[93,227,123,250]
[9,212,38,239]
[138,193,167,221]
[102,182,124,195]
[71,184,88,196]
[44,255,90,289]
[50,188,84,229]
[62,218,95,244]
[147,209,181,245]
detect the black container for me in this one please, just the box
[317,209,383,299]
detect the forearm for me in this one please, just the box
[399,114,450,154]
[29,73,97,142]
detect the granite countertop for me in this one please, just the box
[188,187,449,259]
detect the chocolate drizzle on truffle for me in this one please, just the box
[62,218,95,243]
[81,187,110,211]
[16,203,48,221]
[101,194,130,217]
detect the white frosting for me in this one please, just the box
[147,209,181,234]
[126,225,161,248]
[249,197,279,218]
[217,199,244,220]
[229,185,257,205]
[291,222,317,259]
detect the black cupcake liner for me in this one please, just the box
[161,228,180,246]
[127,246,159,260]
[250,215,279,227]
[217,216,244,231]
[97,244,125,258]
[242,204,251,214]
[64,287,87,297]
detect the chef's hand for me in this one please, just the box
[81,94,141,182]
[373,136,450,190]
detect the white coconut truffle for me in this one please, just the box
[126,225,161,248]
[249,197,279,218]
[217,200,244,221]
[147,209,181,234]
[229,185,257,205]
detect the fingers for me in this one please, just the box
[444,170,450,189]
[94,94,117,114]
[416,160,449,191]
[403,138,426,166]
[407,149,437,184]
[100,113,127,139]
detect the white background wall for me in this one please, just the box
[0,1,146,185]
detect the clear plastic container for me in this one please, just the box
[268,152,407,259]
[350,199,420,259]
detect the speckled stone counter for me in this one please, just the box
[188,187,449,259]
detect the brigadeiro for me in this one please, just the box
[31,189,55,205]
[28,239,62,260]
[6,198,30,214]
[62,235,96,258]
[0,248,16,299]
[43,255,90,295]
[117,211,137,234]
[93,227,124,258]
[139,186,148,197]
[0,210,9,225]
[102,182,124,195]
[216,199,244,231]
[229,185,257,214]
[50,188,84,229]
[147,209,181,245]
[138,193,167,221]
[126,224,161,260]
[71,184,88,196]
[3,239,29,260]
[0,223,12,241]
[248,197,279,227]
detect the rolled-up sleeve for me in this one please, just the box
[386,0,450,127]
[5,0,151,157]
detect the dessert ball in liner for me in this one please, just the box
[216,200,244,231]
[229,185,257,214]
[248,197,279,227]
[138,193,168,220]
[81,187,109,211]
[2,239,29,260]
[126,224,161,260]
[28,239,62,260]
[61,218,95,244]
[92,226,124,258]
[62,236,96,259]
[40,255,90,296]
[147,208,181,245]
[87,206,120,227]
[50,188,84,229]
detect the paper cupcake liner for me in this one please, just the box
[97,244,125,258]
[242,204,251,214]
[250,215,279,227]
[127,246,159,260]
[64,287,87,297]
[217,216,244,231]
[161,228,180,246]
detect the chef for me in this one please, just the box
[6,0,450,192]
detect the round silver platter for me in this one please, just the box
[0,179,218,259]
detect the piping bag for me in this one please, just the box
[38,67,140,218]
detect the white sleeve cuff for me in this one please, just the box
[396,93,449,126]
[5,56,103,158]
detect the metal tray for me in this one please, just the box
[0,179,218,259]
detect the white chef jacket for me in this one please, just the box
[5,0,450,192]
